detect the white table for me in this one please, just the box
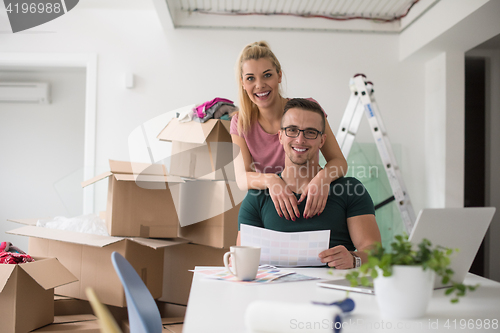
[183,267,500,333]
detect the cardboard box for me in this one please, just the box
[156,301,187,318]
[157,118,237,180]
[54,295,129,325]
[31,314,100,333]
[54,295,93,316]
[0,257,77,333]
[159,243,228,305]
[164,324,183,333]
[54,296,185,333]
[53,298,185,333]
[122,318,184,333]
[175,179,246,248]
[7,225,187,308]
[81,160,183,238]
[54,296,186,322]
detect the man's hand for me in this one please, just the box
[298,173,329,219]
[268,175,300,220]
[318,245,354,269]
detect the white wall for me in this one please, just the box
[0,1,428,217]
[424,51,466,208]
[443,52,466,208]
[0,69,86,250]
[424,53,446,208]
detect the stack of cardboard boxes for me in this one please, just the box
[2,117,243,332]
[157,118,246,305]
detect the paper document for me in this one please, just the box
[240,224,330,267]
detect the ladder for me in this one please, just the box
[336,74,416,233]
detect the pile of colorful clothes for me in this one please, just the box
[0,241,35,264]
[193,97,237,122]
[177,97,238,123]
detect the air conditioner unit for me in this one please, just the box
[0,82,50,104]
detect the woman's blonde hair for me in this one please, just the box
[235,41,283,135]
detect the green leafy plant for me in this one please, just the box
[343,234,478,303]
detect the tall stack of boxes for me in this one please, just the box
[3,115,244,332]
[157,118,246,305]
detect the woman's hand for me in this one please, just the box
[298,173,330,219]
[268,175,300,221]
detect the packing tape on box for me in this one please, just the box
[245,299,353,333]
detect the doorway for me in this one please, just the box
[0,68,85,249]
[464,57,486,276]
[0,53,97,250]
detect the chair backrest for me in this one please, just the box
[85,287,122,333]
[111,252,163,333]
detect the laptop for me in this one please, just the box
[317,207,496,294]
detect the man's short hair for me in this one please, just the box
[282,98,326,132]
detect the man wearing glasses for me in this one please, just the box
[237,98,381,269]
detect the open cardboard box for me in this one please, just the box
[174,179,246,249]
[159,243,227,305]
[81,160,183,238]
[0,256,77,333]
[7,223,188,308]
[163,324,183,333]
[122,317,184,333]
[157,118,237,181]
[54,295,186,326]
[31,314,100,333]
[53,295,128,326]
[90,177,244,249]
[54,295,93,316]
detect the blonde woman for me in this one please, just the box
[230,41,347,221]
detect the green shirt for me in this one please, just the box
[238,177,375,251]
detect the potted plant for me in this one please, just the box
[344,235,477,319]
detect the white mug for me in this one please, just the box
[223,246,261,281]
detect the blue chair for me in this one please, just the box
[111,252,163,333]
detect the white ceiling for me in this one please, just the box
[162,0,441,33]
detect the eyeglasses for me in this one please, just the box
[281,126,323,140]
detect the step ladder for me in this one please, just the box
[336,74,416,234]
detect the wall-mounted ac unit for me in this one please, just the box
[0,82,50,104]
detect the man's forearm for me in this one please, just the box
[351,243,377,265]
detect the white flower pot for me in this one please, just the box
[373,265,435,319]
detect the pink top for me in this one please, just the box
[230,98,326,174]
